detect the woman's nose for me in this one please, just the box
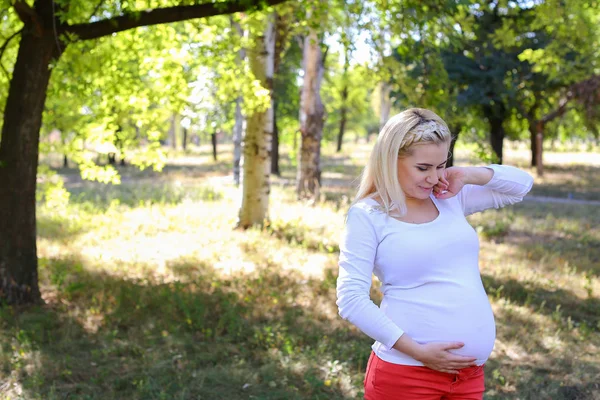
[426,172,439,185]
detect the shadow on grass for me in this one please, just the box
[2,256,598,399]
[528,164,600,201]
[36,213,91,242]
[482,274,600,333]
[481,293,600,399]
[480,202,600,277]
[483,356,600,400]
[65,182,223,211]
[506,228,600,277]
[0,257,368,399]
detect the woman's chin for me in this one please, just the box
[415,189,433,198]
[406,192,431,201]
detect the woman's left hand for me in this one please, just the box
[433,167,468,199]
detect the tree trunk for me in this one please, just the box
[296,29,325,200]
[336,63,349,153]
[536,121,544,177]
[211,132,217,161]
[233,96,244,186]
[0,28,61,305]
[182,127,188,151]
[271,103,280,175]
[379,82,392,130]
[336,102,347,153]
[62,134,68,168]
[490,121,504,164]
[447,125,460,167]
[270,11,290,176]
[529,123,537,167]
[237,14,275,228]
[168,114,177,149]
[0,0,288,306]
[232,18,246,186]
[484,106,505,164]
[336,42,350,153]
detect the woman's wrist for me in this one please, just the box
[392,333,424,361]
[462,166,494,186]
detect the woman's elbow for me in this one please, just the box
[336,291,368,321]
[521,172,535,197]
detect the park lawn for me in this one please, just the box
[1,145,599,399]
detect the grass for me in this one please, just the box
[1,143,599,399]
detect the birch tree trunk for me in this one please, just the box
[296,29,325,200]
[237,14,275,228]
[232,18,246,186]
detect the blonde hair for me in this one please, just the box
[352,108,452,216]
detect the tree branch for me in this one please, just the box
[64,0,288,41]
[0,28,23,61]
[0,28,23,79]
[13,1,44,36]
[88,0,106,20]
[514,102,529,120]
[13,0,36,23]
[540,94,571,124]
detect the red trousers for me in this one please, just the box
[364,352,485,400]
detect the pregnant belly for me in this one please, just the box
[381,294,496,363]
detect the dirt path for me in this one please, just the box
[524,195,600,206]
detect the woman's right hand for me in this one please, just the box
[413,342,477,374]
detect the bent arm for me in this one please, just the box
[336,206,404,349]
[458,165,534,216]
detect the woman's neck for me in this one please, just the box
[405,196,432,208]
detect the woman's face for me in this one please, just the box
[397,142,450,202]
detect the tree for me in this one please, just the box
[237,13,275,228]
[330,0,364,152]
[441,0,600,167]
[272,32,302,168]
[436,3,531,165]
[296,26,326,201]
[372,1,469,165]
[515,0,600,175]
[269,9,294,176]
[0,0,286,305]
[322,63,377,148]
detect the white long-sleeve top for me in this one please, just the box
[336,164,534,366]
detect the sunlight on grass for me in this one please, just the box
[38,181,348,287]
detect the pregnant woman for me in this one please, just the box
[336,108,533,399]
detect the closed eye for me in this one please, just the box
[417,164,446,172]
